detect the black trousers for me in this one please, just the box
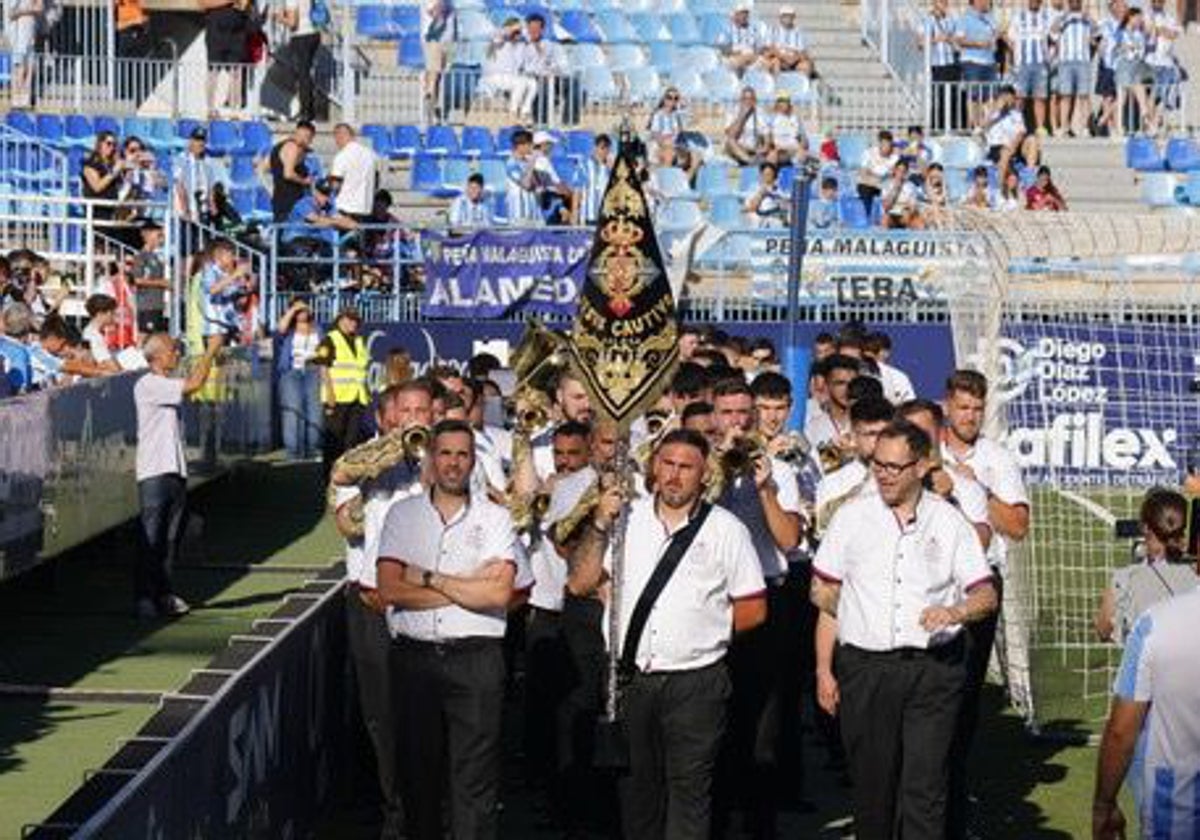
[931,64,962,133]
[345,588,401,825]
[837,639,967,840]
[717,584,789,838]
[559,593,612,830]
[391,636,505,840]
[947,572,1002,840]
[524,607,570,796]
[289,33,321,121]
[620,661,731,840]
[323,401,366,471]
[136,474,186,602]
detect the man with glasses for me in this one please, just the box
[811,419,998,840]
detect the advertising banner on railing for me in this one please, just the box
[742,231,988,305]
[364,321,957,399]
[422,229,592,318]
[988,322,1197,487]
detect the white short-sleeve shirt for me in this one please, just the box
[83,323,113,364]
[331,139,378,216]
[377,492,522,641]
[134,372,187,481]
[942,435,1030,570]
[1112,587,1200,838]
[527,465,595,611]
[337,459,424,587]
[814,490,992,651]
[717,455,802,579]
[814,459,872,524]
[803,406,849,454]
[878,361,916,403]
[605,497,766,673]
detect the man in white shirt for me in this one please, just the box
[710,378,803,837]
[376,419,526,840]
[329,123,378,220]
[724,86,769,165]
[522,11,577,124]
[763,5,813,77]
[133,332,220,618]
[721,3,763,75]
[531,131,574,225]
[863,331,916,404]
[881,159,923,230]
[940,368,1030,839]
[856,129,900,218]
[1093,584,1200,840]
[330,380,432,836]
[448,172,494,228]
[482,16,536,121]
[567,429,767,840]
[813,396,893,537]
[811,420,998,840]
[1146,0,1181,113]
[984,84,1027,180]
[804,353,859,458]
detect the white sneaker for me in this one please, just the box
[159,595,191,617]
[134,598,158,620]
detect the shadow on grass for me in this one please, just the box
[0,461,330,794]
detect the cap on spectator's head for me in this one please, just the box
[138,217,162,232]
[733,1,751,12]
[775,92,791,103]
[2,302,34,338]
[532,130,555,146]
[190,126,207,141]
[314,177,334,195]
[336,306,362,324]
[780,5,796,14]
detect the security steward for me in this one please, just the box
[811,419,998,840]
[330,380,434,837]
[375,419,529,840]
[312,306,370,469]
[568,429,767,840]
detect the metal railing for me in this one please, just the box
[860,0,928,114]
[0,123,70,195]
[816,78,923,132]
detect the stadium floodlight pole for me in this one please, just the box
[785,157,820,428]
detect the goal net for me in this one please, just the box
[944,211,1200,735]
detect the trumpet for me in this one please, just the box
[773,431,812,468]
[644,409,671,439]
[401,424,431,462]
[817,439,853,474]
[706,433,767,502]
[513,388,553,434]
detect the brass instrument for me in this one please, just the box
[507,320,571,434]
[814,473,871,538]
[400,424,431,462]
[552,468,631,545]
[325,424,431,536]
[817,439,853,474]
[706,433,767,502]
[644,409,671,439]
[773,431,812,468]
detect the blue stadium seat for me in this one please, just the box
[122,116,154,143]
[478,156,508,190]
[458,9,494,41]
[837,134,871,170]
[630,12,669,43]
[1184,173,1200,206]
[566,130,594,158]
[410,153,444,191]
[1141,172,1178,206]
[0,54,10,86]
[697,160,733,198]
[253,187,273,219]
[1125,137,1164,172]
[607,44,646,72]
[35,114,64,146]
[1165,137,1200,172]
[393,124,422,158]
[424,124,460,156]
[624,66,661,104]
[699,13,728,45]
[595,10,636,42]
[652,166,695,199]
[777,165,796,194]
[362,124,396,157]
[657,199,703,232]
[648,42,677,71]
[63,114,93,149]
[393,5,421,34]
[175,118,203,145]
[710,194,744,228]
[398,34,425,68]
[582,66,618,100]
[839,196,870,229]
[776,72,811,101]
[560,9,602,43]
[571,43,607,69]
[736,165,760,196]
[743,67,775,99]
[91,115,121,138]
[229,154,258,186]
[491,191,508,223]
[438,156,472,196]
[230,187,257,218]
[239,121,273,156]
[461,126,495,157]
[674,70,706,101]
[5,111,35,136]
[357,5,399,39]
[939,136,982,169]
[681,45,719,73]
[666,12,700,46]
[496,125,520,153]
[701,67,740,102]
[206,120,241,156]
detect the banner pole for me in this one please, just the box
[605,434,631,722]
[786,161,818,429]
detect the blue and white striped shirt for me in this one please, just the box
[768,23,806,52]
[726,20,762,52]
[1146,10,1180,68]
[579,157,610,225]
[505,155,542,226]
[955,9,998,66]
[1053,11,1095,64]
[1009,8,1052,67]
[649,108,686,137]
[1116,26,1148,64]
[1097,13,1121,68]
[448,194,494,227]
[926,12,957,68]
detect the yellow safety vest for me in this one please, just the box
[326,331,369,406]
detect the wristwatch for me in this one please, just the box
[422,570,434,588]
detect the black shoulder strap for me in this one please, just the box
[619,502,713,679]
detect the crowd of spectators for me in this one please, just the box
[926,0,1186,138]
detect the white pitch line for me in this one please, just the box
[1057,488,1118,527]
